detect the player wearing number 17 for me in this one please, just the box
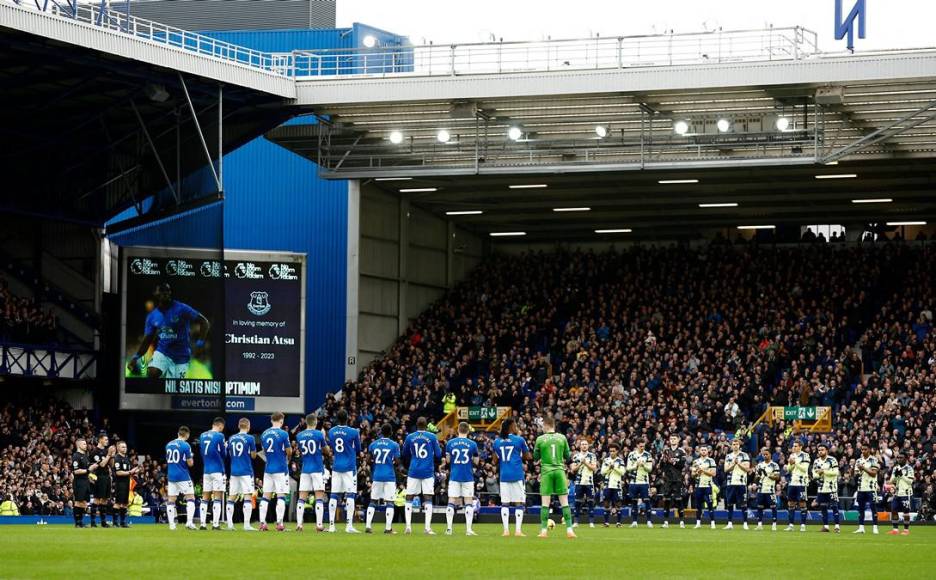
[444,422,480,536]
[296,414,330,532]
[402,416,442,535]
[259,412,292,531]
[534,416,575,539]
[493,418,530,537]
[327,409,362,533]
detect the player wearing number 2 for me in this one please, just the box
[259,412,292,531]
[444,421,480,536]
[327,409,362,533]
[493,418,530,537]
[534,415,575,539]
[296,413,330,532]
[226,418,257,530]
[402,416,442,535]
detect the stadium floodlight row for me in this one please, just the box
[68,414,918,538]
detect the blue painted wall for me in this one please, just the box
[106,24,408,408]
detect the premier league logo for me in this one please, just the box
[247,291,271,316]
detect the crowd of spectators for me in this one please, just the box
[320,243,935,514]
[0,278,58,344]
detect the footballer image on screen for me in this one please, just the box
[125,282,212,380]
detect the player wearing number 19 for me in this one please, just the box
[402,416,442,535]
[327,409,362,533]
[296,414,330,532]
[198,417,227,530]
[226,418,257,530]
[259,412,292,532]
[444,422,480,536]
[493,418,530,537]
[534,415,575,539]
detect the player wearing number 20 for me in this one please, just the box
[367,423,401,534]
[296,414,329,532]
[444,422,480,536]
[327,409,362,533]
[493,418,529,537]
[402,416,442,535]
[165,426,196,530]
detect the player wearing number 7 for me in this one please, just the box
[493,418,530,537]
[534,415,575,539]
[444,422,480,536]
[296,414,330,532]
[402,416,442,535]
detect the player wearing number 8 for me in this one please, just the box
[444,422,480,536]
[327,409,362,533]
[493,418,530,537]
[534,416,575,538]
[402,416,442,535]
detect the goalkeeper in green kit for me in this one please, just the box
[534,416,576,538]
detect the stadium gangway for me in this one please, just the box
[3,0,294,76]
[748,406,833,434]
[280,26,818,79]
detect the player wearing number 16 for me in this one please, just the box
[534,415,575,539]
[402,416,442,535]
[444,422,480,536]
[327,409,362,533]
[493,418,530,537]
[296,414,330,532]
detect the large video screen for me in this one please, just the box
[120,247,305,413]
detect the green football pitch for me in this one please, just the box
[2,523,934,578]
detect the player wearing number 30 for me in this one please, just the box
[296,414,330,532]
[367,423,401,534]
[327,409,362,533]
[402,417,442,535]
[493,418,530,537]
[259,412,292,532]
[444,422,480,536]
[198,417,227,530]
[226,418,257,530]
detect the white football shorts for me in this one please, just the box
[370,481,396,502]
[148,350,189,379]
[499,481,526,504]
[167,480,194,498]
[202,473,225,493]
[299,472,326,493]
[262,472,289,495]
[447,480,474,499]
[406,476,434,496]
[331,471,356,494]
[228,475,254,496]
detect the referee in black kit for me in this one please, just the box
[71,437,96,527]
[89,432,115,527]
[112,440,138,527]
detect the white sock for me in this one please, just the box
[424,503,433,530]
[465,504,475,532]
[166,503,177,527]
[366,505,376,529]
[515,508,524,533]
[385,506,395,530]
[297,500,306,526]
[329,498,338,525]
[212,500,222,527]
[315,499,324,528]
[345,497,355,526]
[226,501,235,527]
[446,504,455,530]
[259,499,269,524]
[242,501,253,527]
[501,506,510,532]
[185,500,195,526]
[199,501,207,526]
[405,502,413,527]
[275,499,285,524]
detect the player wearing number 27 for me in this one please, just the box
[444,422,480,536]
[367,423,401,534]
[296,413,330,532]
[534,416,575,539]
[403,417,442,534]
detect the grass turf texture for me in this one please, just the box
[2,524,934,578]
